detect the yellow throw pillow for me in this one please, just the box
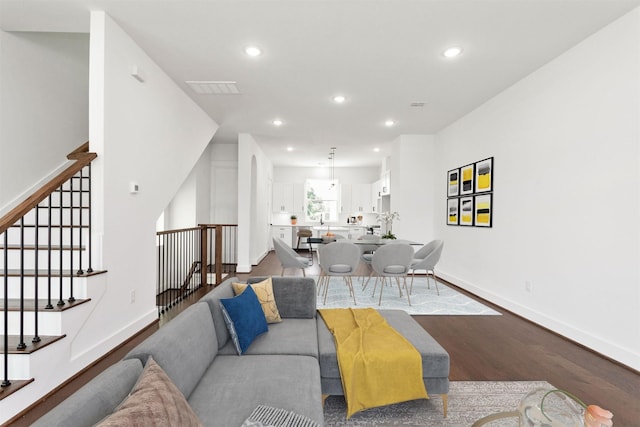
[233,277,282,323]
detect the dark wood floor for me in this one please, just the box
[9,251,640,426]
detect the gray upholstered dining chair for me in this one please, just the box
[371,243,414,306]
[318,241,361,305]
[272,236,311,276]
[358,234,380,288]
[409,240,444,295]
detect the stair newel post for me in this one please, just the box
[17,218,26,350]
[2,230,11,387]
[45,194,54,310]
[200,225,207,288]
[57,186,65,307]
[68,177,75,304]
[157,233,161,315]
[215,225,223,285]
[77,168,84,275]
[86,163,93,274]
[33,205,41,343]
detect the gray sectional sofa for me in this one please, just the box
[33,276,324,427]
[33,275,450,426]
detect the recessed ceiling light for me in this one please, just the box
[244,46,262,57]
[374,147,380,153]
[333,95,346,104]
[272,119,283,126]
[286,146,293,152]
[442,46,463,58]
[384,119,396,127]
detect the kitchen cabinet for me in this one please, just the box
[271,226,292,248]
[381,170,391,196]
[340,183,352,214]
[350,183,373,213]
[293,182,305,213]
[272,182,293,213]
[273,182,305,213]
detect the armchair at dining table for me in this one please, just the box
[371,243,414,306]
[409,240,444,295]
[318,240,361,305]
[272,236,311,276]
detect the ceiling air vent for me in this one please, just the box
[410,102,426,108]
[186,81,240,95]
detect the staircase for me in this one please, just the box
[0,143,103,406]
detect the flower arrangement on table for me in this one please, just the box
[519,388,614,426]
[540,389,613,427]
[377,211,400,239]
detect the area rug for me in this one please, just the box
[324,380,552,426]
[316,276,500,315]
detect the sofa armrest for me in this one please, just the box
[248,276,316,318]
[31,359,143,427]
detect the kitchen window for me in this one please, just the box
[305,179,339,223]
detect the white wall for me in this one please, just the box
[210,142,239,224]
[237,133,273,271]
[434,9,640,369]
[390,135,436,244]
[166,146,212,229]
[0,31,89,212]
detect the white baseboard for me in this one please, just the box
[438,270,640,371]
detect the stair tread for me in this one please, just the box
[0,379,34,402]
[0,269,106,277]
[0,298,91,311]
[0,334,66,353]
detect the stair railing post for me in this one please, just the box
[45,194,53,310]
[33,205,40,343]
[68,177,75,304]
[200,225,207,288]
[77,167,84,275]
[215,226,223,285]
[17,218,26,350]
[57,185,65,307]
[87,163,93,273]
[2,230,11,387]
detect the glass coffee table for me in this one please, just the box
[471,411,519,426]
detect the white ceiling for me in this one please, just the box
[2,0,639,167]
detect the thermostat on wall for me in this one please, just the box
[129,182,139,194]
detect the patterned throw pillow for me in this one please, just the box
[233,277,282,323]
[95,357,202,427]
[219,285,269,354]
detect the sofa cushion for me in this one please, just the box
[188,355,324,427]
[124,302,217,399]
[200,278,238,349]
[31,359,143,427]
[217,317,318,358]
[248,276,316,319]
[220,285,269,354]
[95,357,202,427]
[233,277,282,323]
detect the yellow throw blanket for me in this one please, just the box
[318,308,428,418]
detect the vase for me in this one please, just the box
[518,388,584,427]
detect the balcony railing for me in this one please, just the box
[156,224,237,315]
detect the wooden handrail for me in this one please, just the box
[0,144,96,235]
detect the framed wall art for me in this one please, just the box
[447,198,459,225]
[474,157,493,193]
[460,163,475,195]
[447,168,459,197]
[459,196,474,226]
[474,194,492,227]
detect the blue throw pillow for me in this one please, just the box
[219,285,268,355]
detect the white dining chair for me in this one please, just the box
[371,243,414,306]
